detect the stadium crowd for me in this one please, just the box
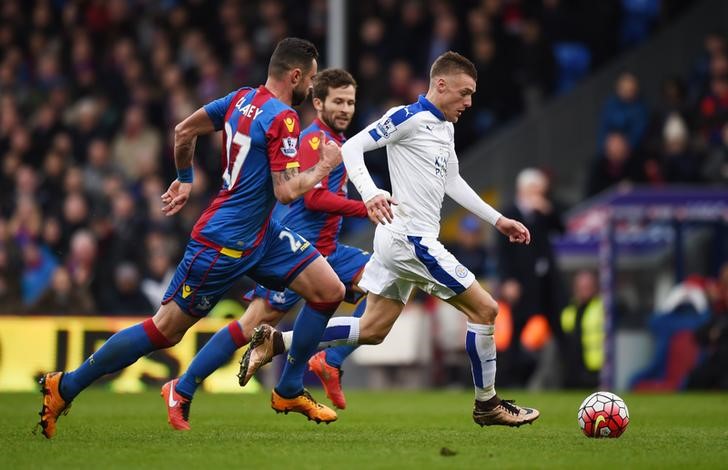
[0,0,707,320]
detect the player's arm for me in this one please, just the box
[271,139,341,204]
[162,88,240,215]
[161,107,216,215]
[343,107,411,224]
[444,157,531,244]
[304,188,368,217]
[296,136,369,218]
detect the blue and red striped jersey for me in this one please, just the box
[276,118,367,256]
[191,85,301,253]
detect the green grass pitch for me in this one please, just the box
[1,390,727,469]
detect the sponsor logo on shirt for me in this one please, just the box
[281,136,298,157]
[284,117,296,133]
[309,136,320,150]
[376,117,397,139]
[434,149,448,178]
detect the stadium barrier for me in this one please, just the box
[0,316,260,393]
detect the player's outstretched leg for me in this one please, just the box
[38,314,180,438]
[272,302,339,423]
[308,297,367,409]
[270,257,343,423]
[162,321,249,430]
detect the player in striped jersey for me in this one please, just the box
[37,38,343,438]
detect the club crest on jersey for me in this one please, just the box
[284,117,295,132]
[455,264,469,279]
[182,284,193,299]
[376,117,397,139]
[281,136,298,157]
[309,136,320,150]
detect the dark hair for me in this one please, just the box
[268,37,319,78]
[430,51,477,81]
[312,68,357,101]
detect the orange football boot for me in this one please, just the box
[271,388,338,424]
[308,351,347,409]
[161,379,192,431]
[37,372,71,439]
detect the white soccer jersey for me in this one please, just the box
[343,94,501,238]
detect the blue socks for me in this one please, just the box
[275,301,339,398]
[323,298,366,368]
[176,321,248,399]
[60,319,171,401]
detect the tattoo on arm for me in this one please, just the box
[272,167,300,187]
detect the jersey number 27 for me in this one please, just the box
[222,121,251,190]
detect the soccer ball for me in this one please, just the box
[577,391,629,438]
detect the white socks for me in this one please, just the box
[466,322,497,402]
[281,317,360,351]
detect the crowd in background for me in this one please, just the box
[586,34,728,196]
[0,0,702,320]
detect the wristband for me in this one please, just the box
[177,166,193,183]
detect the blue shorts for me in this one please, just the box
[163,219,319,317]
[245,243,370,312]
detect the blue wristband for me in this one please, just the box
[177,166,193,183]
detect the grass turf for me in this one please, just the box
[1,390,727,469]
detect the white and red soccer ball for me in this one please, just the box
[577,391,630,438]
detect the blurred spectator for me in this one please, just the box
[586,131,645,196]
[30,266,94,315]
[21,240,58,307]
[83,139,122,199]
[444,215,491,280]
[598,72,650,150]
[658,113,704,183]
[110,105,162,181]
[109,189,146,266]
[515,17,556,110]
[560,270,605,389]
[497,168,565,386]
[141,249,175,308]
[0,219,23,313]
[66,229,108,309]
[698,75,728,146]
[108,262,154,315]
[702,123,728,185]
[688,32,727,104]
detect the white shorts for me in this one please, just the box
[358,226,475,304]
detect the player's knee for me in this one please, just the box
[473,296,499,324]
[309,280,345,304]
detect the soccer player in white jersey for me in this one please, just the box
[241,51,540,427]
